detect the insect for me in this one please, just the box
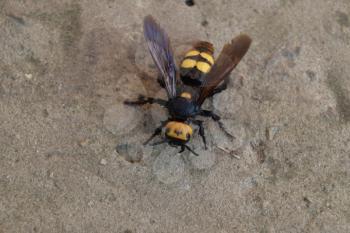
[124,15,251,155]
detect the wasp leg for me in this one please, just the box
[179,145,186,154]
[192,120,207,149]
[199,110,235,139]
[124,95,167,107]
[179,144,199,156]
[144,126,163,145]
[185,145,199,156]
[144,120,168,145]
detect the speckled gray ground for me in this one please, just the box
[1,0,350,232]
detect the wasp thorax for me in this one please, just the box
[180,92,192,100]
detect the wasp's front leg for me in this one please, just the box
[124,95,167,107]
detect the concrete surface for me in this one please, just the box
[1,0,350,232]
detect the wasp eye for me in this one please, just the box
[186,133,191,140]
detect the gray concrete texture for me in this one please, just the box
[1,0,350,232]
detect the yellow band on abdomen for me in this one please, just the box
[181,59,197,68]
[200,52,214,65]
[185,50,200,57]
[196,61,211,73]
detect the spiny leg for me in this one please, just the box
[179,144,199,156]
[124,95,167,107]
[143,120,168,145]
[199,110,235,139]
[185,145,199,156]
[179,145,185,154]
[144,127,162,145]
[192,120,207,149]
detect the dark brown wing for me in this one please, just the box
[143,15,177,99]
[197,34,252,105]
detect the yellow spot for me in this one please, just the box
[185,50,200,57]
[181,59,196,68]
[180,92,192,99]
[196,61,211,73]
[200,52,214,65]
[165,122,193,141]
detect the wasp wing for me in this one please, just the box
[143,15,177,99]
[197,34,252,105]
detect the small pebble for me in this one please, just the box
[25,73,33,79]
[185,0,195,6]
[88,200,94,207]
[239,177,258,191]
[42,109,49,117]
[78,139,89,147]
[100,158,107,165]
[201,20,208,27]
[266,126,279,140]
[177,178,191,190]
[306,70,316,81]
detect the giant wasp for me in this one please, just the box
[124,15,251,155]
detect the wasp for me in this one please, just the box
[124,15,251,155]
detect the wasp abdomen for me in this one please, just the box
[180,41,215,86]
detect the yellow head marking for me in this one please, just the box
[165,122,193,141]
[185,50,200,57]
[200,52,214,65]
[181,59,196,68]
[196,61,211,73]
[180,92,192,99]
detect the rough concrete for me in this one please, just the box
[1,0,349,232]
